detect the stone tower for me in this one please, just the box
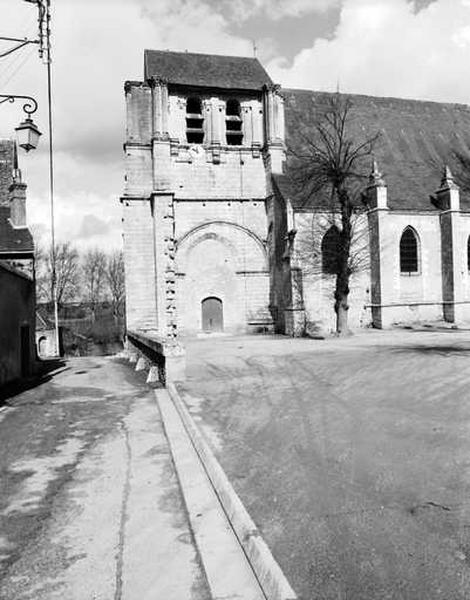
[122,50,285,338]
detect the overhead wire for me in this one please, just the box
[0,5,39,87]
[0,45,36,88]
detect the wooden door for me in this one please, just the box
[201,297,223,332]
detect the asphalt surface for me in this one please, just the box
[179,329,470,600]
[0,356,209,600]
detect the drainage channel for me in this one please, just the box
[156,386,297,600]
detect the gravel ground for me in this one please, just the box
[179,329,470,600]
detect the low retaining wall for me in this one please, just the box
[126,329,186,385]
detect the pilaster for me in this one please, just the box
[283,207,305,336]
[251,99,263,157]
[263,84,285,174]
[152,191,178,339]
[365,160,388,328]
[436,166,461,322]
[149,77,170,141]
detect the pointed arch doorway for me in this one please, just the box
[201,297,223,332]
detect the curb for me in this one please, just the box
[167,382,298,600]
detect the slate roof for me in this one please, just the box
[144,50,272,91]
[278,89,470,211]
[0,207,33,254]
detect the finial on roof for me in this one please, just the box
[13,168,22,184]
[369,157,385,187]
[440,164,459,190]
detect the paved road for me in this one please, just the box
[179,329,470,600]
[0,356,210,600]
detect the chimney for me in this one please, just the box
[9,168,27,227]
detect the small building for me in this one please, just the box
[35,309,57,358]
[121,51,470,337]
[0,139,36,384]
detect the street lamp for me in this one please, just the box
[15,117,41,152]
[0,93,42,151]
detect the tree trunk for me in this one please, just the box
[334,188,353,336]
[334,273,350,335]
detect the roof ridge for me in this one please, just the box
[144,49,260,62]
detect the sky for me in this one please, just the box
[1,0,469,251]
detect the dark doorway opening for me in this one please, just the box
[201,297,223,332]
[20,325,31,377]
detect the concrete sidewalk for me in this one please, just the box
[0,357,209,600]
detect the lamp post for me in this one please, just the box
[1,0,59,356]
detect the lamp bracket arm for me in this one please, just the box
[0,36,39,59]
[0,94,38,115]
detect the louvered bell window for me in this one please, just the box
[225,99,243,146]
[186,97,204,144]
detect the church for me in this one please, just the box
[121,50,470,338]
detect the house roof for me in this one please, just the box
[0,207,33,255]
[279,89,470,211]
[144,50,273,91]
[0,139,16,208]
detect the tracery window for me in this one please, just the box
[321,226,341,274]
[186,97,204,144]
[225,99,243,146]
[399,226,419,274]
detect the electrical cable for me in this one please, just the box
[0,45,35,88]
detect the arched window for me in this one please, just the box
[225,99,243,146]
[321,226,341,274]
[400,227,419,274]
[467,236,470,272]
[186,97,204,144]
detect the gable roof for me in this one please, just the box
[144,50,272,91]
[0,207,33,255]
[279,89,470,211]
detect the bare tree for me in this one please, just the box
[36,241,80,309]
[105,250,125,324]
[289,93,380,335]
[81,249,107,322]
[452,150,470,193]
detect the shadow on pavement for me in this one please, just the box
[388,345,470,356]
[0,359,67,407]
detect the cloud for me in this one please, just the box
[2,0,251,250]
[268,0,470,104]
[219,0,341,22]
[78,214,110,239]
[2,0,470,255]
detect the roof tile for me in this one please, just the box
[144,50,272,91]
[281,89,470,211]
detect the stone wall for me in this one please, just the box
[373,211,444,326]
[122,198,156,331]
[294,211,372,333]
[175,215,269,334]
